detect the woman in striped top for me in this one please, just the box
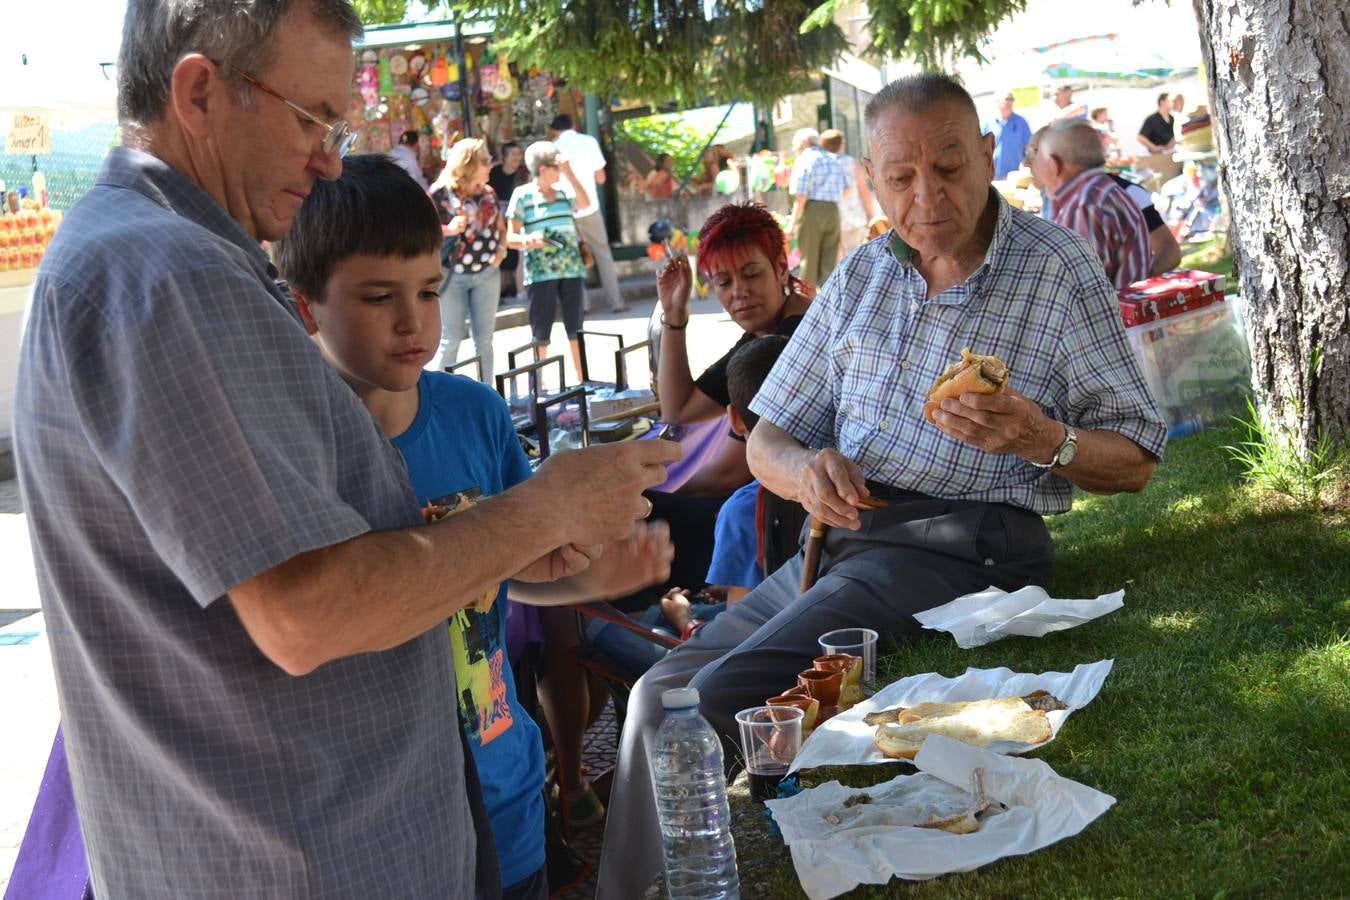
[505,141,591,382]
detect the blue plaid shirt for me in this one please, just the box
[789,146,849,202]
[750,192,1166,515]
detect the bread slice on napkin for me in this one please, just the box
[874,696,1052,759]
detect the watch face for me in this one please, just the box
[1057,436,1078,466]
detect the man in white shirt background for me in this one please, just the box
[550,114,628,312]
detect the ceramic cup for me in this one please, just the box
[797,667,842,708]
[813,653,864,709]
[766,693,819,734]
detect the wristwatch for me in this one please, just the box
[1030,424,1078,469]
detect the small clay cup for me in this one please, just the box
[813,654,861,686]
[797,667,842,708]
[766,693,819,734]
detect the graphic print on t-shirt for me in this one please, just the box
[449,604,514,745]
[425,489,513,744]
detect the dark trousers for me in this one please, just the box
[596,494,1054,899]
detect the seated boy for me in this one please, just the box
[660,335,791,638]
[273,155,673,900]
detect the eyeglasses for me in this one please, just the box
[225,63,357,157]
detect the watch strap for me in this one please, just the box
[1029,423,1075,469]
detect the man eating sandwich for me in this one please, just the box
[597,72,1166,898]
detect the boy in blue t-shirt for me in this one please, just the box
[663,335,791,637]
[274,155,672,900]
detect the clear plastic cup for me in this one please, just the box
[817,627,879,685]
[734,705,804,803]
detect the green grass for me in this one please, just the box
[1181,235,1235,285]
[732,424,1350,898]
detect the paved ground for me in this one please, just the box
[0,282,741,890]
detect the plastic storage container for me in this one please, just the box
[1126,297,1252,439]
[651,687,740,900]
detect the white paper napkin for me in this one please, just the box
[789,660,1113,773]
[913,585,1125,648]
[767,735,1116,899]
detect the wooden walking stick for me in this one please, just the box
[799,496,888,594]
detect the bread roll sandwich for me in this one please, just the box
[923,348,1010,424]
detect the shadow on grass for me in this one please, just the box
[733,425,1350,898]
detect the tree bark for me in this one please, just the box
[1191,0,1350,449]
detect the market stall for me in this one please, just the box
[352,20,584,185]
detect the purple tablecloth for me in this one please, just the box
[5,727,92,900]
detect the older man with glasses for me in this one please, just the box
[982,89,1032,179]
[11,1,679,897]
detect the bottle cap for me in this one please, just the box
[661,687,700,710]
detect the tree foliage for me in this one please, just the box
[359,1,844,107]
[802,0,1029,68]
[614,115,708,182]
[354,0,1034,105]
[353,0,414,25]
[482,1,843,107]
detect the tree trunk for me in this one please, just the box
[1191,0,1350,450]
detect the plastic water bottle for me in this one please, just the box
[651,688,741,900]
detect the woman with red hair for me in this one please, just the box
[655,202,813,493]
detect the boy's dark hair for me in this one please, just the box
[726,335,789,432]
[399,129,419,145]
[273,154,441,298]
[550,113,574,131]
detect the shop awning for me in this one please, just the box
[357,18,494,49]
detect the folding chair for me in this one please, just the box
[576,330,654,393]
[491,355,570,463]
[444,356,483,382]
[505,341,542,373]
[531,385,590,461]
[575,330,625,388]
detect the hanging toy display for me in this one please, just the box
[491,52,516,102]
[479,50,499,104]
[491,70,515,102]
[433,99,461,158]
[431,54,449,88]
[407,50,428,85]
[410,101,431,134]
[359,50,379,110]
[387,53,409,94]
[714,167,741,195]
[748,153,774,194]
